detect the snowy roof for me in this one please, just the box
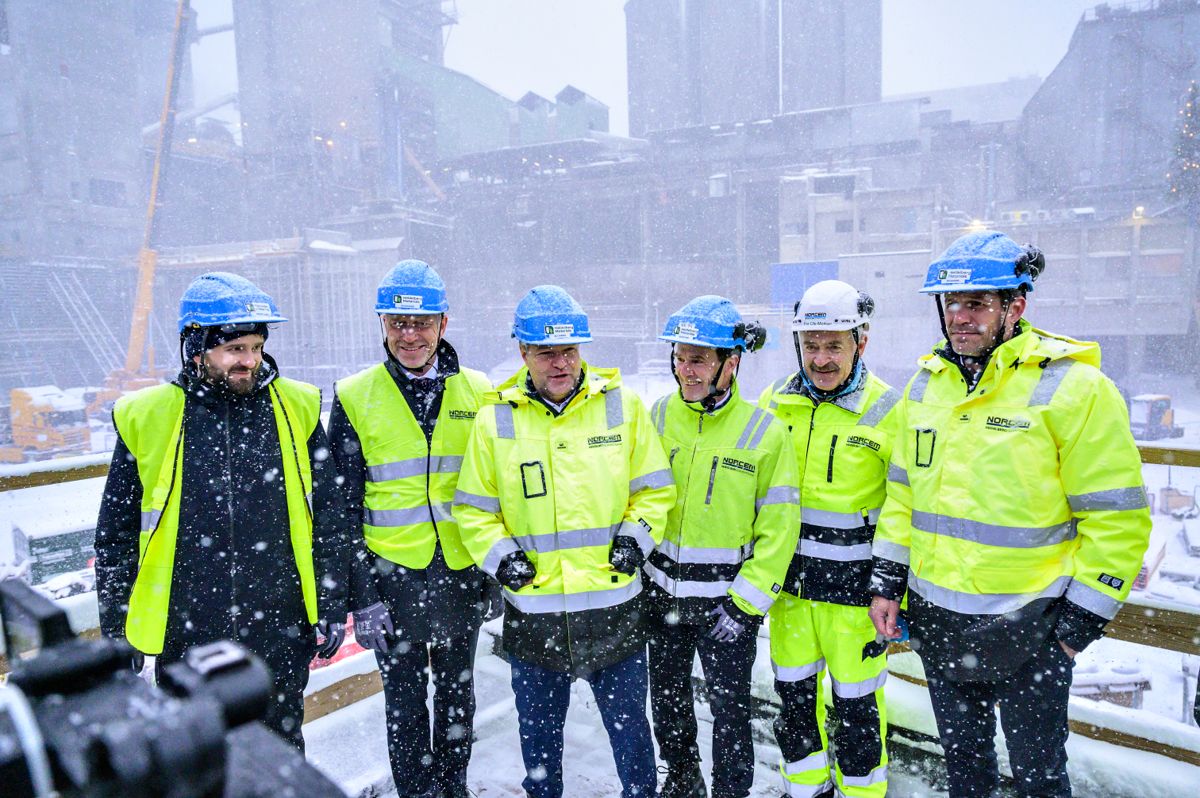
[20,385,86,411]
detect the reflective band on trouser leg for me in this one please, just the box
[770,592,833,796]
[815,601,888,798]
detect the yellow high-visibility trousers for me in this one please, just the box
[769,594,888,798]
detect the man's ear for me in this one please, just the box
[1007,295,1027,332]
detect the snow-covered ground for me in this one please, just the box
[303,624,1200,798]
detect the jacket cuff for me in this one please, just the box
[868,556,908,602]
[1055,597,1108,653]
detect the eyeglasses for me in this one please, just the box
[385,316,439,332]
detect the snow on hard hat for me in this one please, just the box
[512,285,593,344]
[374,259,449,315]
[921,230,1045,295]
[177,272,286,333]
[791,280,874,332]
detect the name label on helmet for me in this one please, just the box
[245,301,272,315]
[393,294,424,310]
[544,323,575,339]
[672,321,699,340]
[937,268,972,284]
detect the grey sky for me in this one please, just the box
[190,0,1102,138]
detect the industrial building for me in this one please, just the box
[1,0,1198,450]
[625,0,881,137]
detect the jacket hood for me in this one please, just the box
[919,320,1100,375]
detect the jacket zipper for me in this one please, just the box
[671,413,705,600]
[704,455,718,505]
[826,434,838,483]
[223,404,237,639]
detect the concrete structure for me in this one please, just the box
[625,0,881,137]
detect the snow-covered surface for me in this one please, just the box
[302,624,1200,797]
[0,476,104,539]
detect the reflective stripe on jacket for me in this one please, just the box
[113,378,321,654]
[872,322,1150,634]
[760,369,898,606]
[647,381,799,623]
[336,362,491,569]
[454,363,676,674]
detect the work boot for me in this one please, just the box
[660,763,708,798]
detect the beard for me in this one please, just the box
[202,360,260,395]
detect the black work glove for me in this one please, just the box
[496,550,536,592]
[707,597,759,643]
[315,619,346,659]
[352,601,394,654]
[608,535,644,576]
[480,578,504,622]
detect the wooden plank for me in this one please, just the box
[1138,445,1200,469]
[303,669,384,724]
[0,461,109,491]
[1106,602,1200,656]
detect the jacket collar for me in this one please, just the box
[384,337,462,386]
[920,320,1100,388]
[773,367,870,414]
[678,379,742,417]
[493,361,622,414]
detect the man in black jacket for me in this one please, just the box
[95,272,349,750]
[327,260,496,798]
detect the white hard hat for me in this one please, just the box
[791,280,874,332]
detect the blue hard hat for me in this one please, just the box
[660,295,748,350]
[512,285,592,344]
[375,259,449,315]
[921,231,1040,294]
[178,272,287,333]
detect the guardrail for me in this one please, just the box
[2,445,1199,770]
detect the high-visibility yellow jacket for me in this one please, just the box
[454,364,676,674]
[646,381,799,624]
[335,361,492,570]
[759,369,899,606]
[870,322,1151,673]
[113,378,321,655]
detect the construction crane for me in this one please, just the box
[93,0,192,412]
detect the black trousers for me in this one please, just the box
[923,636,1073,798]
[648,617,757,798]
[376,628,480,797]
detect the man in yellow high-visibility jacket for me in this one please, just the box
[327,260,494,798]
[645,296,799,798]
[454,285,676,798]
[95,272,349,750]
[868,231,1152,798]
[759,280,899,798]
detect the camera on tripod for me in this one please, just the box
[0,579,345,797]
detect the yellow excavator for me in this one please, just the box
[1129,394,1186,441]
